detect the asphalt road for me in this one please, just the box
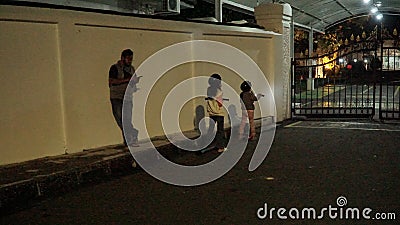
[1,120,399,225]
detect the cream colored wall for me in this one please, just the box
[0,20,66,165]
[200,33,275,121]
[0,5,279,165]
[61,24,193,151]
[144,63,195,138]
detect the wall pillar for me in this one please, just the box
[215,0,223,22]
[255,2,292,121]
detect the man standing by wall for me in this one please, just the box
[109,49,140,147]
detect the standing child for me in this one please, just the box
[239,81,264,140]
[206,74,227,153]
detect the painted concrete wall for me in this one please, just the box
[0,5,284,165]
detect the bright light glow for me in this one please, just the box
[364,59,368,63]
[339,58,344,63]
[376,13,383,20]
[317,54,338,78]
[353,59,358,63]
[371,7,378,13]
[323,57,335,70]
[376,1,382,7]
[363,0,370,3]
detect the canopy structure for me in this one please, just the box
[226,0,400,31]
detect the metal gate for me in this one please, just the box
[291,40,400,120]
[379,74,400,120]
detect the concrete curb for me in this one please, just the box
[0,152,135,213]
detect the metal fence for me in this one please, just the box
[292,40,400,120]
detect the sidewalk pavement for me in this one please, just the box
[0,130,202,214]
[0,116,275,214]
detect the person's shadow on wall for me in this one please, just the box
[227,104,241,139]
[194,105,206,134]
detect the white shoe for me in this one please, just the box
[217,148,227,153]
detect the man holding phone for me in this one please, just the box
[109,49,141,147]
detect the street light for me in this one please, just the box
[376,13,383,20]
[371,6,378,14]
